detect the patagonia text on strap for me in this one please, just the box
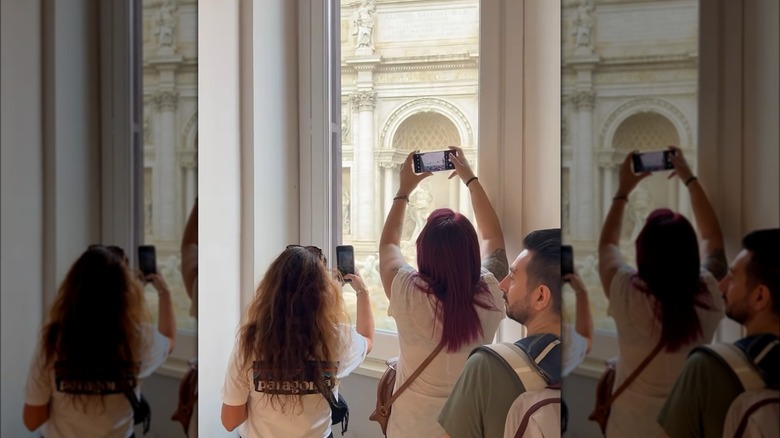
[252,360,339,395]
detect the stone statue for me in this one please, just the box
[408,183,434,243]
[360,254,381,288]
[624,186,653,243]
[571,0,595,48]
[341,114,350,143]
[352,0,377,52]
[342,187,351,234]
[155,0,177,49]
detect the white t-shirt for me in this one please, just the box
[562,322,587,377]
[606,265,724,438]
[386,265,505,438]
[24,325,170,438]
[221,324,368,438]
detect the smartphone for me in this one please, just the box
[632,150,674,173]
[138,245,157,276]
[561,245,574,277]
[413,150,456,174]
[336,245,355,282]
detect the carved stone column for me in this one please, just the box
[180,148,197,217]
[154,90,179,242]
[597,152,616,219]
[379,162,398,220]
[351,91,377,240]
[571,90,595,240]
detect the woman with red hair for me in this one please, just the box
[379,147,507,438]
[598,147,726,437]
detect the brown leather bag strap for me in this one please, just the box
[609,339,664,404]
[384,342,445,408]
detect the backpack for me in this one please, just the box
[475,333,563,438]
[699,336,780,438]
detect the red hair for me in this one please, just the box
[634,209,713,352]
[414,208,497,353]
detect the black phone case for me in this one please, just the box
[413,151,456,174]
[336,246,354,281]
[632,151,673,173]
[138,246,157,275]
[561,246,574,276]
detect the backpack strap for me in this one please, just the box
[514,396,561,438]
[700,343,765,391]
[514,333,562,384]
[480,343,548,391]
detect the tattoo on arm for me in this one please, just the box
[703,248,727,281]
[482,248,509,280]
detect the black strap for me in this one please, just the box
[124,389,151,435]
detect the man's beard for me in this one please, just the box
[506,295,532,325]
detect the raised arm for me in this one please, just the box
[147,273,176,353]
[564,272,593,353]
[448,146,508,280]
[598,152,650,298]
[667,146,726,280]
[180,198,198,299]
[379,151,432,298]
[345,271,374,353]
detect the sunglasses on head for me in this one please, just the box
[286,245,327,264]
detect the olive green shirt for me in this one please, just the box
[657,350,743,438]
[438,350,527,438]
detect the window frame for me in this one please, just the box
[299,0,561,369]
[100,0,196,377]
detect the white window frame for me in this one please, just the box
[298,0,561,374]
[100,0,195,377]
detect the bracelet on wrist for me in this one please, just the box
[355,288,368,296]
[613,194,628,202]
[465,176,479,187]
[684,176,698,187]
[393,194,409,203]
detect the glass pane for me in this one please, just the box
[561,0,699,332]
[141,0,198,332]
[340,0,481,332]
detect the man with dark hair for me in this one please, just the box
[658,228,780,438]
[438,229,562,438]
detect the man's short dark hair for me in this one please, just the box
[523,228,562,312]
[743,228,780,316]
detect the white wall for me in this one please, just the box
[198,0,300,435]
[1,1,45,436]
[1,1,185,435]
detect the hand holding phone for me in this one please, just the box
[413,150,457,174]
[336,245,355,282]
[632,150,674,173]
[137,245,157,277]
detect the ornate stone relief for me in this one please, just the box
[352,0,377,53]
[571,91,596,111]
[351,91,377,111]
[154,90,179,110]
[154,0,178,50]
[570,0,595,49]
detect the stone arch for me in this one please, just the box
[612,112,680,152]
[380,98,473,150]
[391,112,460,151]
[599,98,692,155]
[180,110,198,151]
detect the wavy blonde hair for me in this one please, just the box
[238,246,348,413]
[40,246,150,409]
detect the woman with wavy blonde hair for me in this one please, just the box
[23,245,175,437]
[221,245,374,438]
